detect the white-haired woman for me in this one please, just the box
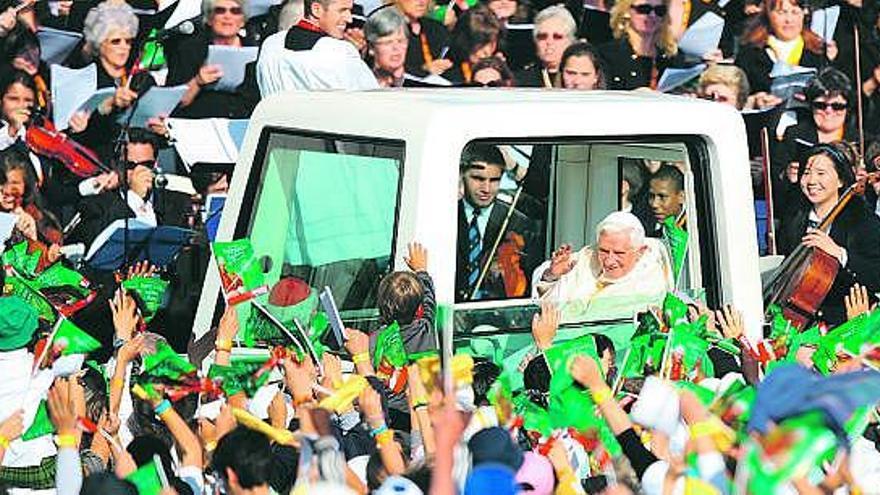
[597,0,686,90]
[514,5,575,87]
[68,1,156,163]
[164,0,260,118]
[365,7,409,87]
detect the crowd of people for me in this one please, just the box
[0,0,878,493]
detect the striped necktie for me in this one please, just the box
[467,208,482,290]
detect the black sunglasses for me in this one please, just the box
[811,101,847,112]
[631,4,668,16]
[124,159,155,170]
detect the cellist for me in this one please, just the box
[776,142,880,325]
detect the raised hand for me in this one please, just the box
[570,355,603,390]
[48,378,78,436]
[109,288,138,341]
[531,300,559,351]
[404,242,428,272]
[715,304,744,340]
[845,284,874,321]
[548,244,577,278]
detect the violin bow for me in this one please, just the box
[760,127,778,256]
[854,22,866,169]
[470,182,525,301]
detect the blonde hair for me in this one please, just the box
[609,0,677,56]
[699,65,750,109]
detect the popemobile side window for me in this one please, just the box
[453,139,714,371]
[236,130,405,333]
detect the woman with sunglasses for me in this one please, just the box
[775,142,880,326]
[597,0,686,90]
[67,1,155,164]
[514,5,575,88]
[165,0,260,119]
[734,0,831,102]
[773,68,859,215]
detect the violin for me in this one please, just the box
[497,231,527,297]
[763,171,880,328]
[25,117,111,179]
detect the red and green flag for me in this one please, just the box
[374,321,407,370]
[212,239,269,306]
[32,263,96,317]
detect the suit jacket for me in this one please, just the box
[70,188,192,248]
[776,198,880,326]
[597,38,690,90]
[455,199,543,301]
[404,18,449,77]
[514,64,556,88]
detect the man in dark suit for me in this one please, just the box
[456,143,542,301]
[70,128,191,249]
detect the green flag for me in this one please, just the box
[3,241,41,278]
[662,216,688,283]
[142,341,196,381]
[662,292,690,328]
[33,263,96,317]
[812,312,876,374]
[544,334,599,396]
[212,239,269,306]
[122,276,169,323]
[664,324,713,381]
[513,394,553,437]
[308,311,329,360]
[5,276,56,324]
[742,412,838,494]
[125,461,163,495]
[207,361,270,397]
[53,318,101,356]
[21,400,54,441]
[373,321,407,369]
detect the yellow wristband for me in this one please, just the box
[690,419,719,439]
[56,434,77,449]
[591,387,612,406]
[215,339,233,353]
[375,429,394,447]
[204,441,217,452]
[352,352,369,364]
[110,377,125,390]
[0,434,9,450]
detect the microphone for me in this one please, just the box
[148,20,196,41]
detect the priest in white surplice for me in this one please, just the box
[256,0,378,94]
[534,211,674,322]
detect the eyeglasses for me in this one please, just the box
[106,37,134,46]
[630,4,668,16]
[213,5,243,15]
[536,32,566,41]
[811,101,847,112]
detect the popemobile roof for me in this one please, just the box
[245,88,746,143]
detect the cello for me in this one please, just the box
[762,171,880,328]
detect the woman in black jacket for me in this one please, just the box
[776,142,880,326]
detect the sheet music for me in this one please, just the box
[206,45,258,92]
[37,27,82,65]
[0,212,17,250]
[116,85,187,128]
[50,63,96,130]
[167,118,241,167]
[657,64,706,93]
[810,6,840,42]
[677,12,724,57]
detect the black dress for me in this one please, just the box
[597,38,689,90]
[733,42,827,94]
[165,28,260,119]
[404,17,449,77]
[776,197,880,326]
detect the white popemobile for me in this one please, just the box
[192,89,764,362]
